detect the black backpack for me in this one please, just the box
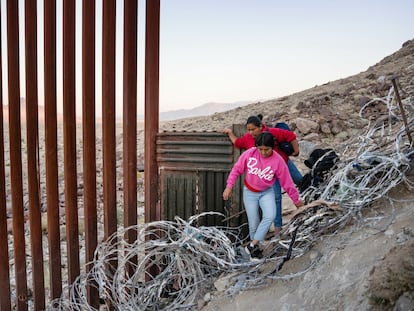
[273,122,291,131]
[273,122,294,156]
[299,148,339,192]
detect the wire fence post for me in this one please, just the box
[391,77,413,145]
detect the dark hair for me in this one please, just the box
[246,114,262,127]
[255,132,275,148]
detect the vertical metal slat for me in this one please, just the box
[24,0,45,309]
[206,171,215,226]
[7,1,28,309]
[123,0,138,253]
[144,0,160,224]
[102,1,117,306]
[82,0,98,307]
[44,0,62,299]
[176,177,185,218]
[63,0,80,286]
[0,3,11,309]
[184,175,195,220]
[144,0,160,281]
[214,172,226,224]
[166,174,177,220]
[102,0,117,243]
[198,171,207,223]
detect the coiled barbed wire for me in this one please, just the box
[48,213,256,310]
[48,81,414,310]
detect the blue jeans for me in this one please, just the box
[243,186,276,242]
[288,159,303,186]
[273,180,283,228]
[273,160,303,228]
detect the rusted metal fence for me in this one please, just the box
[0,1,247,310]
[0,1,160,310]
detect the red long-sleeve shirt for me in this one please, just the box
[234,124,296,162]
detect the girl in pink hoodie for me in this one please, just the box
[223,132,304,261]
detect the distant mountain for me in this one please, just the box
[3,98,77,124]
[139,100,258,121]
[4,99,257,123]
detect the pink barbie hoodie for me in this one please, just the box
[226,147,300,204]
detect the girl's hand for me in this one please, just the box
[295,200,305,208]
[223,187,232,200]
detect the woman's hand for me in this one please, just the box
[290,139,300,157]
[223,187,232,200]
[221,128,238,144]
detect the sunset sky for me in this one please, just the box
[1,0,413,116]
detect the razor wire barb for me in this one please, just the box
[48,79,414,310]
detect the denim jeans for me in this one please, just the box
[288,159,303,186]
[273,180,283,227]
[273,160,303,228]
[243,186,276,241]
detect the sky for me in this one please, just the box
[1,0,414,116]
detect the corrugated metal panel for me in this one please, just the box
[198,170,229,225]
[157,132,234,169]
[161,170,197,221]
[157,129,246,228]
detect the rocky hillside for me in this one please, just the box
[155,38,414,175]
[162,39,414,144]
[158,39,414,310]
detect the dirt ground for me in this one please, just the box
[201,176,414,311]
